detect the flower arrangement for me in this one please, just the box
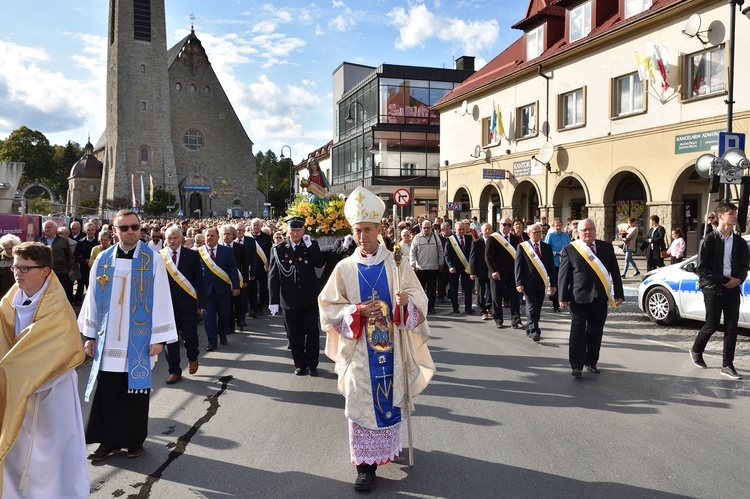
[283,193,350,237]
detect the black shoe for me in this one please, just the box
[452,308,461,314]
[309,367,318,377]
[354,465,377,491]
[428,308,437,314]
[219,335,228,345]
[88,445,118,461]
[531,333,541,342]
[465,308,475,314]
[513,323,524,330]
[633,271,640,276]
[690,349,707,369]
[495,322,505,329]
[438,297,446,303]
[127,446,144,458]
[554,307,560,312]
[206,343,217,352]
[584,364,600,374]
[294,368,308,376]
[238,320,247,327]
[257,308,265,316]
[721,365,742,379]
[621,274,626,278]
[572,368,582,378]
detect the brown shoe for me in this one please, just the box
[188,360,199,375]
[166,374,182,384]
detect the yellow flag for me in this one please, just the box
[497,104,505,136]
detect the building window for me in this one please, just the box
[517,103,538,139]
[140,64,146,74]
[683,45,725,99]
[612,73,645,117]
[526,24,545,60]
[175,82,182,91]
[569,1,591,42]
[133,0,151,42]
[140,147,149,166]
[204,86,211,94]
[189,84,197,93]
[141,101,147,111]
[183,129,204,150]
[559,88,586,129]
[624,0,652,19]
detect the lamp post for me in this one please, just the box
[280,145,292,203]
[345,100,367,185]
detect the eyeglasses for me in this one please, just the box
[579,228,596,233]
[11,265,44,274]
[529,231,542,234]
[501,223,513,227]
[116,224,141,232]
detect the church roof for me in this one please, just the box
[168,29,210,70]
[69,152,103,179]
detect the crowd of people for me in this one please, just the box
[2,197,744,495]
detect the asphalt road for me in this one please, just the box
[80,289,750,499]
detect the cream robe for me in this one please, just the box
[0,275,88,498]
[78,249,178,371]
[319,246,436,429]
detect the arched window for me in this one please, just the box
[140,147,149,166]
[183,130,204,150]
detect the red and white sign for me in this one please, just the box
[393,188,411,206]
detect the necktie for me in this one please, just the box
[534,242,541,258]
[210,247,215,261]
[459,236,465,251]
[22,299,31,306]
[588,242,596,255]
[172,250,177,264]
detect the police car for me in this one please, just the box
[637,235,750,326]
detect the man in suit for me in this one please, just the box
[221,224,247,332]
[198,227,240,351]
[39,220,75,302]
[486,217,522,329]
[268,218,326,375]
[558,218,624,377]
[515,223,557,342]
[690,202,749,379]
[643,214,666,272]
[437,221,452,303]
[73,222,98,305]
[470,222,492,320]
[248,218,272,316]
[444,221,474,314]
[235,223,257,322]
[69,221,85,242]
[162,226,206,384]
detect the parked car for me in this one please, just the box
[637,235,750,326]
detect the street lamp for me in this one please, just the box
[280,145,292,203]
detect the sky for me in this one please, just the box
[0,0,528,162]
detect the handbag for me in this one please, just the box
[660,250,669,259]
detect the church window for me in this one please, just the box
[140,64,146,73]
[140,147,149,166]
[183,130,204,150]
[204,86,211,94]
[175,82,182,91]
[189,84,197,93]
[141,101,147,111]
[133,0,151,42]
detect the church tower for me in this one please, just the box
[102,0,177,207]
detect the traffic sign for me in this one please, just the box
[393,188,411,206]
[262,207,269,217]
[719,132,745,156]
[177,210,184,216]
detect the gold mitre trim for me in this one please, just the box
[344,186,385,225]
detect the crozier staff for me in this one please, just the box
[318,186,436,492]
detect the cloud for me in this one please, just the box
[328,15,355,32]
[388,3,499,54]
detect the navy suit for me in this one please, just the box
[486,232,522,328]
[558,240,624,370]
[200,244,240,348]
[249,231,273,314]
[238,236,258,319]
[469,236,491,315]
[515,241,557,337]
[227,241,247,332]
[164,247,206,374]
[444,234,473,312]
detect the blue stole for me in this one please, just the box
[85,241,155,401]
[358,262,401,428]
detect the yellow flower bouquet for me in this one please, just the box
[283,193,350,238]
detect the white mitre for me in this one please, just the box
[344,186,385,225]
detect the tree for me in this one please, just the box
[0,126,56,189]
[52,141,82,194]
[255,150,291,214]
[141,187,179,216]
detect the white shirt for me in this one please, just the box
[723,232,734,278]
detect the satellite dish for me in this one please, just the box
[683,14,701,37]
[538,142,554,164]
[707,20,725,46]
[695,153,716,179]
[457,100,468,116]
[471,145,482,158]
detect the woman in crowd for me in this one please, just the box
[621,217,641,278]
[272,231,284,244]
[0,234,21,296]
[666,227,686,265]
[88,231,112,268]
